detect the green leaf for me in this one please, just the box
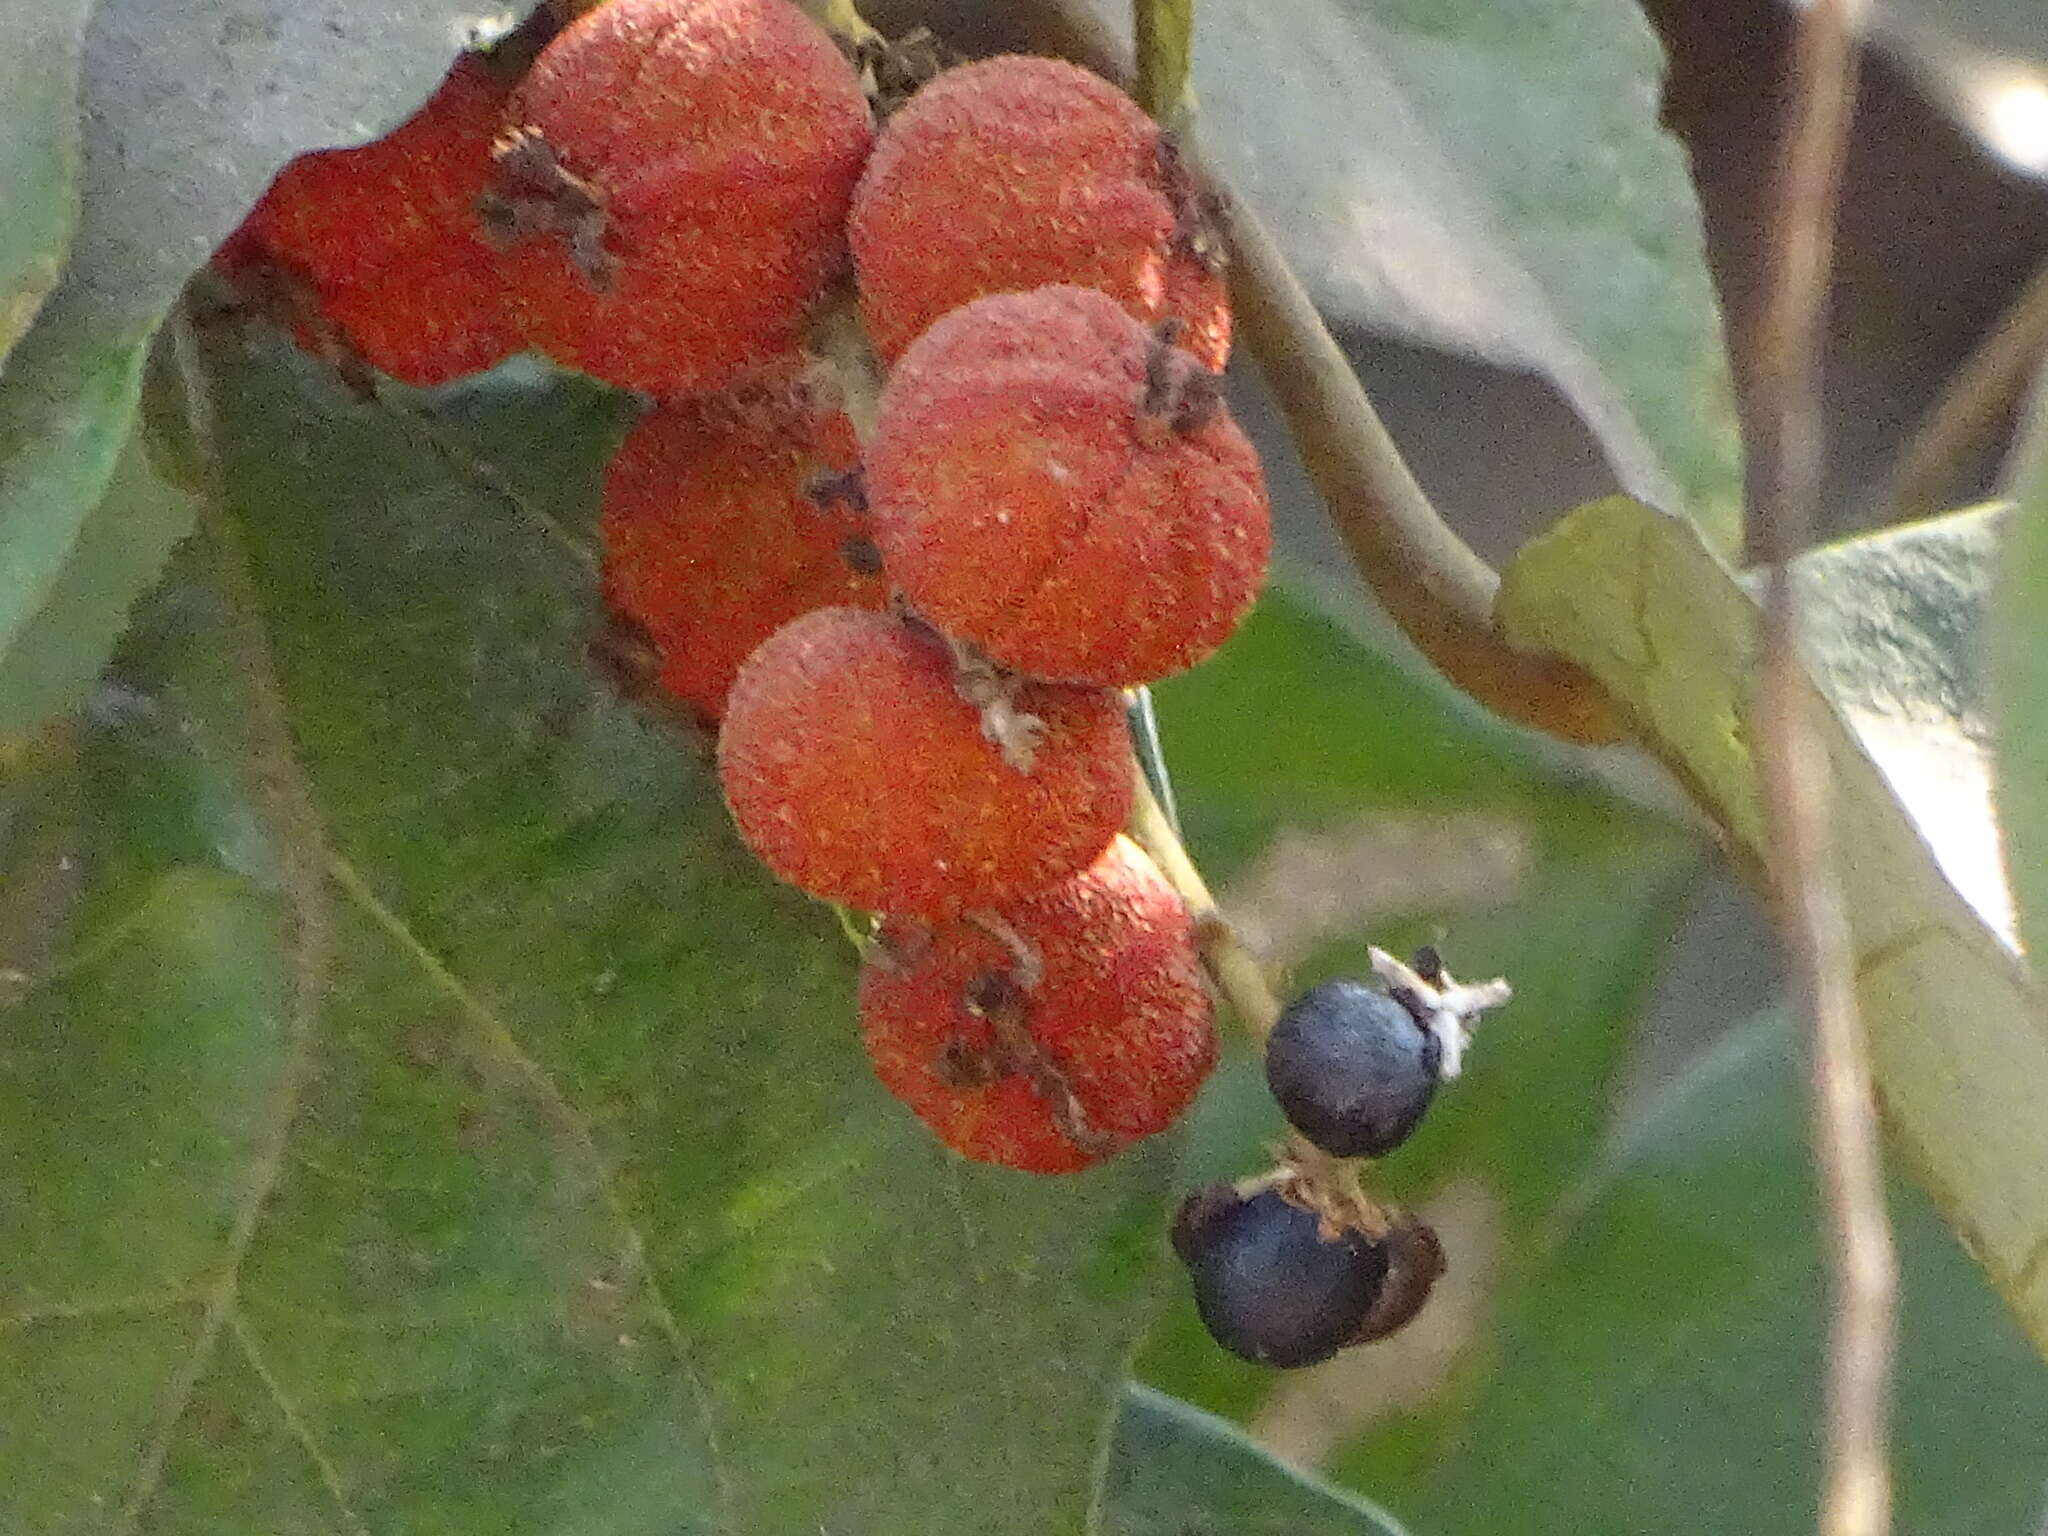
[0,0,89,367]
[1783,502,2009,943]
[0,0,506,729]
[1399,1014,2048,1534]
[1997,390,2048,958]
[1102,1385,1409,1534]
[1497,494,2048,1356]
[0,426,196,738]
[1179,0,1742,547]
[0,325,149,698]
[0,328,1177,1533]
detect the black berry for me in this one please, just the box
[1264,980,1441,1158]
[1171,1185,1391,1368]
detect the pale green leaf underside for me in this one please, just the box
[0,0,500,731]
[1781,504,2009,942]
[1103,1385,1408,1534]
[0,0,88,370]
[0,425,197,737]
[1996,388,2048,963]
[1498,495,2048,1358]
[1163,0,1741,545]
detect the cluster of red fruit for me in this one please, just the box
[224,0,1271,1178]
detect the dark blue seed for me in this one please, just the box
[1172,1186,1390,1368]
[1264,980,1440,1158]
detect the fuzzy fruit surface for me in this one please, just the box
[1265,980,1442,1158]
[1172,1186,1392,1368]
[238,54,521,385]
[849,54,1230,367]
[866,286,1270,687]
[599,388,884,723]
[498,0,873,394]
[717,608,1131,918]
[859,836,1214,1173]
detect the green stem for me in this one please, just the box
[1131,0,1194,124]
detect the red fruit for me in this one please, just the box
[490,0,874,395]
[866,286,1270,687]
[848,54,1229,367]
[717,607,1131,918]
[599,387,885,723]
[859,835,1215,1173]
[240,55,521,386]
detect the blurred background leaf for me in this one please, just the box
[1866,0,2048,179]
[1996,386,2048,958]
[1034,0,1743,548]
[1392,1013,2048,1534]
[1499,495,2048,1358]
[0,0,502,745]
[0,0,89,367]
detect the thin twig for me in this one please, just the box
[1750,7,1897,1536]
[816,0,882,48]
[1125,757,1279,1044]
[1125,687,1181,835]
[1123,758,1369,1220]
[1886,258,2048,519]
[1021,0,1624,748]
[1131,0,1193,123]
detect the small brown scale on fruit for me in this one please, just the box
[866,285,1271,688]
[1137,318,1226,439]
[844,25,951,118]
[1155,136,1230,278]
[483,0,876,396]
[938,970,1117,1160]
[598,382,887,724]
[479,127,613,285]
[716,608,1132,919]
[857,836,1214,1173]
[848,53,1231,367]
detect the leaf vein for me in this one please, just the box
[0,1286,207,1330]
[321,850,740,1532]
[229,1306,367,1535]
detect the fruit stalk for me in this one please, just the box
[1123,755,1366,1209]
